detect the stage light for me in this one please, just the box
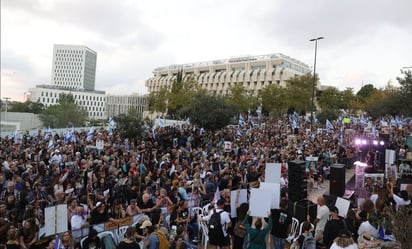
[379,141,385,146]
[361,139,368,145]
[372,140,378,145]
[355,139,361,145]
[354,161,367,167]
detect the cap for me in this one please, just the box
[329,206,339,213]
[140,220,153,229]
[96,201,104,208]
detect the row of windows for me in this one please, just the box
[40,92,105,102]
[55,61,83,66]
[56,57,83,62]
[56,49,84,55]
[41,97,105,110]
[54,73,81,78]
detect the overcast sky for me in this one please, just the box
[1,0,411,102]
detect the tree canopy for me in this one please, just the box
[39,93,87,128]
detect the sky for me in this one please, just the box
[1,0,412,102]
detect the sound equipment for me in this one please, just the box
[330,164,346,197]
[288,199,317,223]
[288,160,308,202]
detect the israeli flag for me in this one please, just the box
[48,139,55,151]
[54,235,61,249]
[158,118,165,128]
[340,126,344,144]
[292,119,299,129]
[199,127,205,135]
[13,130,21,144]
[239,113,246,126]
[44,126,52,140]
[86,126,95,142]
[108,117,116,135]
[236,129,242,140]
[326,119,334,131]
[372,125,377,138]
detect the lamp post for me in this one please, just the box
[309,36,324,130]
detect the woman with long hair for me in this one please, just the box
[19,218,38,249]
[117,226,140,249]
[330,229,358,249]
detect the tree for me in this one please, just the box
[259,84,289,116]
[115,108,144,140]
[284,73,313,113]
[185,93,236,130]
[318,87,342,110]
[148,87,169,114]
[397,69,412,116]
[39,93,87,128]
[356,84,377,98]
[226,84,251,113]
[8,100,44,114]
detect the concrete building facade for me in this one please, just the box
[106,94,148,118]
[51,44,97,91]
[145,53,311,95]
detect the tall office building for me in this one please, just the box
[51,44,97,91]
[146,53,311,95]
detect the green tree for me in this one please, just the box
[39,93,87,128]
[226,84,251,113]
[259,84,289,115]
[397,69,412,116]
[318,87,342,110]
[284,73,313,113]
[115,108,143,140]
[357,84,377,98]
[148,86,169,114]
[8,100,44,114]
[185,93,236,130]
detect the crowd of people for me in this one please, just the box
[0,114,411,249]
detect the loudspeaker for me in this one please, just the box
[288,160,308,202]
[288,199,317,223]
[330,164,346,197]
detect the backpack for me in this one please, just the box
[302,233,316,249]
[152,231,170,249]
[208,209,226,245]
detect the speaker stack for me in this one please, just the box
[288,160,308,202]
[329,164,346,197]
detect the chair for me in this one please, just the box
[202,203,210,214]
[199,221,209,249]
[293,222,315,242]
[191,207,204,217]
[80,237,88,249]
[97,230,115,240]
[286,217,299,243]
[115,225,129,244]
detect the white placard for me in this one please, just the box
[45,204,68,236]
[265,163,282,183]
[249,188,272,217]
[335,197,350,218]
[259,182,280,209]
[230,189,248,217]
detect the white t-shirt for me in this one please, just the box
[330,242,358,249]
[71,214,89,238]
[316,205,330,231]
[392,193,411,210]
[203,208,231,236]
[357,220,378,238]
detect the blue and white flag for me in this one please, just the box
[108,117,116,135]
[239,113,246,126]
[13,130,21,144]
[48,139,55,151]
[86,126,95,142]
[152,127,156,139]
[292,119,299,129]
[340,126,344,145]
[326,119,334,131]
[372,125,377,137]
[213,186,221,204]
[199,127,205,135]
[158,118,165,128]
[54,235,61,249]
[44,126,52,141]
[236,129,242,140]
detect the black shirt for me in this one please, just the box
[323,218,346,248]
[270,208,292,238]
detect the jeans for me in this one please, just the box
[272,235,286,249]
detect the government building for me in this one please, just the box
[145,53,311,95]
[28,45,148,120]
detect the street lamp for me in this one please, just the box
[310,36,324,130]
